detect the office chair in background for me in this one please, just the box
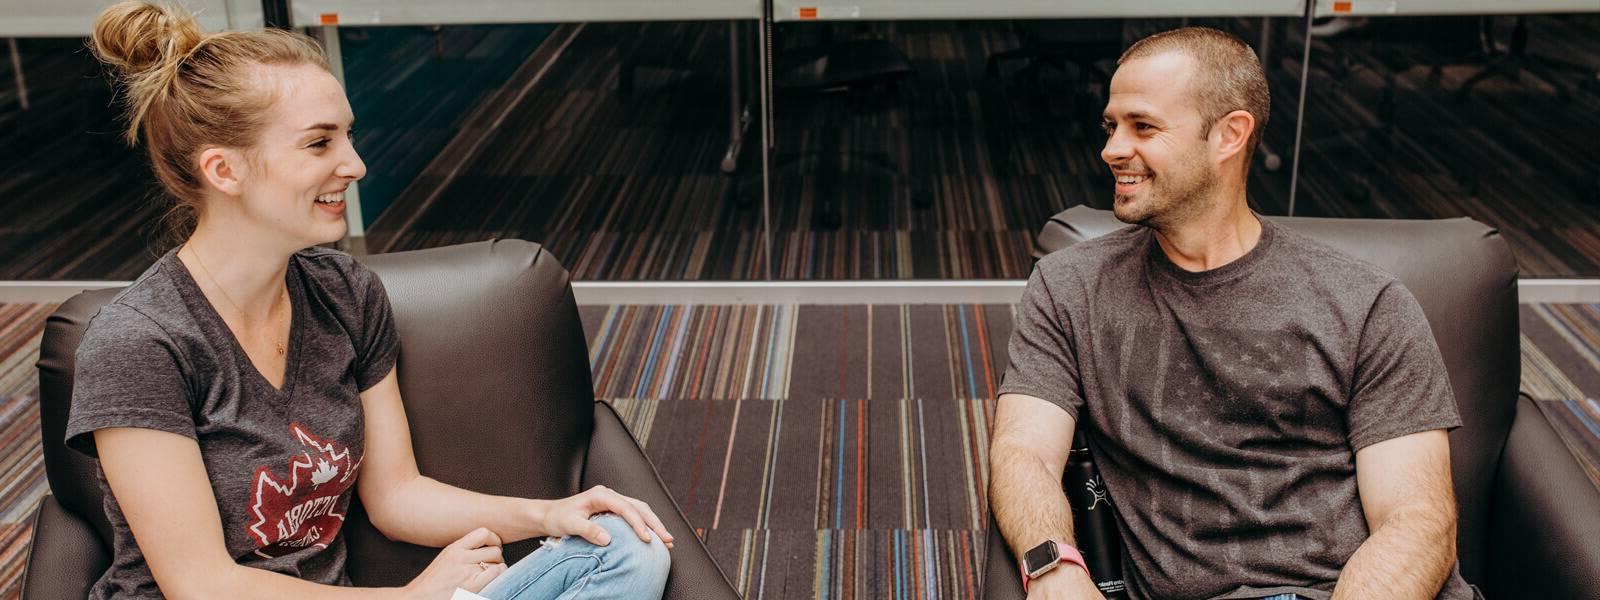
[986,19,1125,130]
[1303,16,1495,203]
[737,22,930,229]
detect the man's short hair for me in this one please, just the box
[1119,27,1270,164]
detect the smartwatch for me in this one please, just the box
[1020,540,1089,592]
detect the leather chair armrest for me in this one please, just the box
[982,522,1027,600]
[1484,395,1600,598]
[22,494,109,600]
[581,401,742,600]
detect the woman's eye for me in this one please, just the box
[346,129,357,142]
[1135,123,1152,131]
[308,138,330,149]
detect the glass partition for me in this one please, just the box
[1,10,762,281]
[763,15,1310,279]
[1293,12,1600,276]
[3,5,1597,280]
[353,21,764,281]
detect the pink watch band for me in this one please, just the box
[1020,542,1089,593]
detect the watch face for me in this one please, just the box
[1024,541,1060,576]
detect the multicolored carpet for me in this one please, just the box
[0,304,55,599]
[1520,304,1600,488]
[0,301,1597,597]
[580,305,1006,598]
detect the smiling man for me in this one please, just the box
[988,28,1478,600]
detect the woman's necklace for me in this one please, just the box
[188,246,289,356]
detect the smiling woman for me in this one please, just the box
[90,1,343,249]
[67,3,674,600]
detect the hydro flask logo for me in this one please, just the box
[1085,476,1109,510]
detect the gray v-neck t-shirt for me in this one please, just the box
[66,246,399,599]
[1000,217,1472,600]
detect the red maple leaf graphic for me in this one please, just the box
[246,423,363,557]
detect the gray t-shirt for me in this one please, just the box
[1000,217,1473,600]
[66,246,399,599]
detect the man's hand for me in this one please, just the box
[1027,563,1106,600]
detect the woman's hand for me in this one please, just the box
[540,485,676,549]
[404,527,508,599]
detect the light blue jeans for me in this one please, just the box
[479,514,671,600]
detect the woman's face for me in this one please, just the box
[233,63,366,248]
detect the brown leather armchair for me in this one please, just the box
[983,206,1600,599]
[24,240,741,599]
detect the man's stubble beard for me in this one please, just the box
[1112,146,1217,231]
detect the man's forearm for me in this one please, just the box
[990,436,1078,559]
[1332,506,1456,599]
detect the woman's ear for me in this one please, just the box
[197,147,247,196]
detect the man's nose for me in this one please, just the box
[1102,129,1133,166]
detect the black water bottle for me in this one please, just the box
[1064,428,1127,598]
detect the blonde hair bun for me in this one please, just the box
[90,1,204,77]
[85,0,329,248]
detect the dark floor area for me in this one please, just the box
[2,15,1598,280]
[0,25,551,279]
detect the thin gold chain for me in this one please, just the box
[187,246,289,356]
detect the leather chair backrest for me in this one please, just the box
[1034,206,1519,585]
[33,239,595,587]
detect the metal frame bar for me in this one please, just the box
[315,24,366,244]
[6,37,25,111]
[6,279,1598,306]
[263,0,292,29]
[759,0,775,279]
[1287,0,1315,216]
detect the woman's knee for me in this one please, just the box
[590,514,671,584]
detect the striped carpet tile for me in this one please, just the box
[1521,335,1587,401]
[1519,303,1600,491]
[0,523,31,599]
[0,393,44,525]
[585,304,1009,598]
[601,387,992,534]
[1535,398,1600,492]
[695,528,985,600]
[0,304,53,534]
[0,304,54,597]
[769,231,1036,280]
[0,305,55,403]
[1520,304,1600,399]
[1,303,1600,597]
[583,305,797,401]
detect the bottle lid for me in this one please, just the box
[1070,425,1091,453]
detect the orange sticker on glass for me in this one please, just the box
[1332,1,1352,12]
[799,7,818,19]
[319,13,339,24]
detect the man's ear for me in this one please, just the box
[197,147,247,196]
[1211,110,1255,164]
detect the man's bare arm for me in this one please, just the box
[1333,429,1458,599]
[990,393,1102,597]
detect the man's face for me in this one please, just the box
[1100,52,1217,227]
